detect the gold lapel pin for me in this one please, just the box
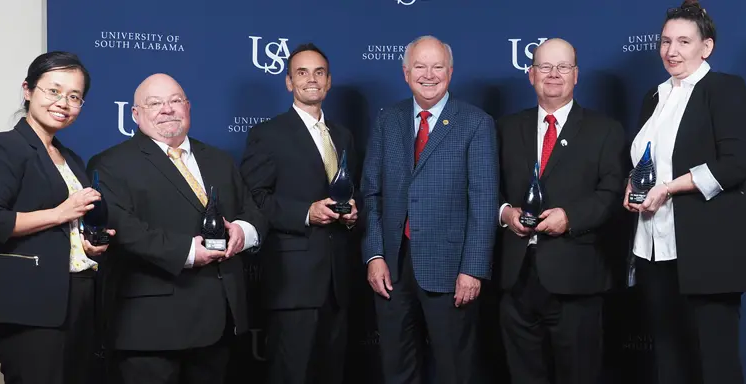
[443,120,449,125]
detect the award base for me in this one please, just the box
[83,228,110,246]
[205,239,226,251]
[628,192,647,204]
[329,202,352,214]
[519,215,540,229]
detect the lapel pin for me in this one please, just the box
[561,139,568,147]
[443,120,449,125]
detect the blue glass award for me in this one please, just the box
[201,186,226,250]
[519,162,544,228]
[629,141,656,204]
[328,149,354,214]
[82,170,110,246]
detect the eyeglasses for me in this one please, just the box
[35,86,85,108]
[532,63,577,74]
[135,96,188,110]
[667,6,706,18]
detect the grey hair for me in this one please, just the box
[402,35,454,68]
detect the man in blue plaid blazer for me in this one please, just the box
[361,35,499,384]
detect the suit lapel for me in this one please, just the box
[521,108,539,173]
[135,132,205,212]
[399,102,416,173]
[15,120,69,207]
[412,98,457,177]
[540,102,584,180]
[288,109,328,180]
[191,140,216,198]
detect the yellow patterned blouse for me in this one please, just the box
[55,162,98,273]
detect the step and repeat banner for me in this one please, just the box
[47,0,746,382]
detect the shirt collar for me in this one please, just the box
[152,136,192,157]
[293,103,325,130]
[660,60,710,91]
[538,99,574,127]
[413,91,449,119]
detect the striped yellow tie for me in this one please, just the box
[316,122,338,182]
[167,147,208,206]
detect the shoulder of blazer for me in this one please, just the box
[496,107,536,133]
[698,71,746,95]
[189,136,234,165]
[379,98,412,120]
[248,109,302,139]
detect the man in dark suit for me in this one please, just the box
[240,43,358,384]
[496,38,626,384]
[87,73,268,384]
[361,35,499,384]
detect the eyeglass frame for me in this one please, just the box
[134,95,189,111]
[531,63,577,74]
[34,86,85,108]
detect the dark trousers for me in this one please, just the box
[0,271,97,384]
[112,309,234,384]
[374,237,480,384]
[636,256,744,384]
[500,246,603,384]
[265,285,348,384]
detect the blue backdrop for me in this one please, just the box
[46,0,746,382]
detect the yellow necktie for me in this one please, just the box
[316,122,338,182]
[167,147,208,206]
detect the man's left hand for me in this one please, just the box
[223,218,245,259]
[535,208,568,236]
[454,273,481,307]
[339,199,358,227]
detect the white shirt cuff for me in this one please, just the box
[305,210,310,227]
[498,203,511,228]
[690,164,723,201]
[185,239,196,268]
[366,255,383,264]
[233,220,259,251]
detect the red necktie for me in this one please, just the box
[405,110,432,238]
[540,114,557,176]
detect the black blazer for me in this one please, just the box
[240,108,359,310]
[631,71,746,295]
[0,118,91,327]
[497,101,626,295]
[86,131,268,351]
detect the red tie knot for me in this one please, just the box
[544,114,557,125]
[419,110,432,120]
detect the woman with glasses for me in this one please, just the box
[0,51,115,384]
[624,1,746,383]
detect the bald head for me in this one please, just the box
[132,73,191,147]
[532,38,576,66]
[403,35,453,69]
[529,38,578,113]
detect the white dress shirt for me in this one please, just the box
[151,137,260,268]
[631,61,722,262]
[499,99,574,245]
[292,103,338,227]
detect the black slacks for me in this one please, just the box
[0,270,97,384]
[265,284,348,384]
[374,237,480,384]
[636,256,744,384]
[112,307,234,384]
[500,245,604,384]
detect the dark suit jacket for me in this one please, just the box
[361,96,499,293]
[631,71,746,294]
[0,118,90,327]
[497,101,626,295]
[87,130,268,351]
[240,108,358,310]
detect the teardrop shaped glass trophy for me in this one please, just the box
[82,170,110,245]
[629,141,656,204]
[519,162,544,228]
[201,186,226,250]
[328,149,354,214]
